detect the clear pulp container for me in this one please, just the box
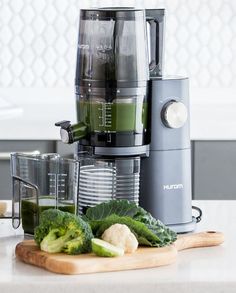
[78,156,140,214]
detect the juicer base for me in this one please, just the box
[167,217,197,234]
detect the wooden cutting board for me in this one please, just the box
[15,231,224,275]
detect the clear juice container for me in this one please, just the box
[11,153,79,234]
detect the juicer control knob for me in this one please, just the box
[161,100,188,129]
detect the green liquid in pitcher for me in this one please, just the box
[77,100,148,132]
[21,196,75,235]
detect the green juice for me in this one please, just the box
[77,100,148,133]
[21,196,75,235]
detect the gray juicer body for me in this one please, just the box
[140,77,196,233]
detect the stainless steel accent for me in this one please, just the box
[93,145,150,157]
[162,101,188,129]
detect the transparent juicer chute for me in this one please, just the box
[11,153,79,234]
[77,9,148,83]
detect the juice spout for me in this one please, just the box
[55,120,87,144]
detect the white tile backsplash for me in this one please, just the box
[0,0,235,88]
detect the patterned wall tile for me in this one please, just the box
[0,0,235,88]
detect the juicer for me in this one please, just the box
[56,7,201,233]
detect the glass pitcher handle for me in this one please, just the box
[12,176,21,229]
[145,9,165,76]
[12,176,40,229]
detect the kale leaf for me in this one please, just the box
[84,200,177,247]
[84,200,139,221]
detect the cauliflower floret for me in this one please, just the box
[101,223,138,253]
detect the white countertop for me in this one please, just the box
[0,200,235,293]
[0,87,236,140]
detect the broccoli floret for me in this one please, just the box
[34,209,65,245]
[34,209,93,255]
[40,228,70,253]
[63,237,84,254]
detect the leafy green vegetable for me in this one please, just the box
[85,200,177,247]
[34,209,93,255]
[90,214,163,246]
[84,200,139,221]
[133,206,177,245]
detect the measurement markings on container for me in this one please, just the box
[98,103,112,128]
[105,103,112,128]
[48,173,67,197]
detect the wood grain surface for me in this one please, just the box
[15,231,224,275]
